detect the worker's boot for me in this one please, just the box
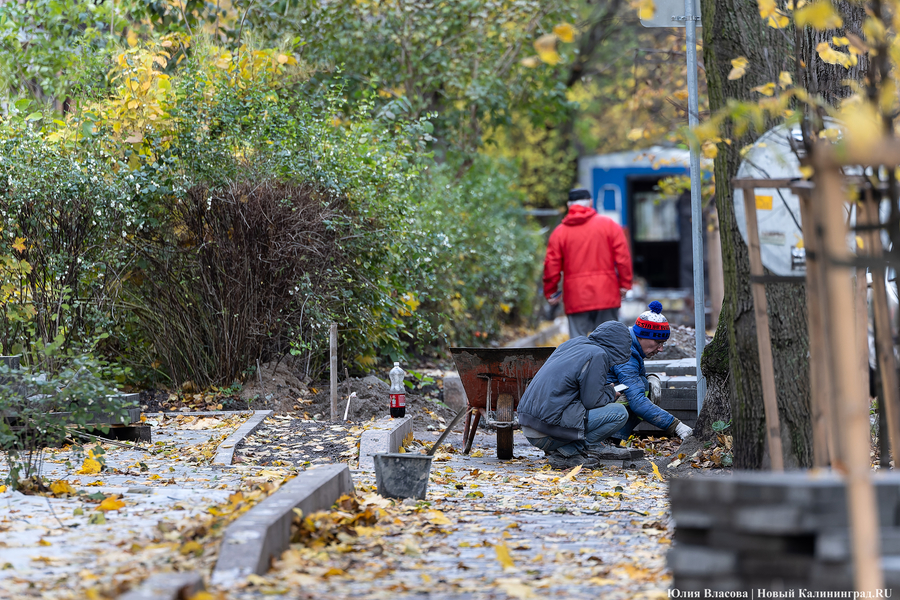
[545,450,600,470]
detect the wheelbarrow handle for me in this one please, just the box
[427,405,471,456]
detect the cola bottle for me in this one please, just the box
[389,362,406,418]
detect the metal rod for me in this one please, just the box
[684,0,706,410]
[330,323,338,421]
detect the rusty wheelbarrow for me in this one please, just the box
[449,346,555,460]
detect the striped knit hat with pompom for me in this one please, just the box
[633,301,670,341]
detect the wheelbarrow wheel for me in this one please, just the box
[496,393,514,460]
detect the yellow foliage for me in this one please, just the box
[552,23,575,43]
[838,99,883,155]
[816,42,856,68]
[778,71,793,86]
[794,1,843,29]
[864,16,887,44]
[751,82,777,96]
[758,0,790,28]
[728,56,749,80]
[638,0,656,20]
[537,50,560,65]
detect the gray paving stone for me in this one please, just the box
[358,415,413,470]
[211,464,353,586]
[668,544,737,576]
[212,410,273,465]
[441,373,467,411]
[119,571,205,600]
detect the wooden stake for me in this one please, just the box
[330,323,338,421]
[739,183,785,471]
[814,152,883,591]
[795,182,832,467]
[861,190,900,467]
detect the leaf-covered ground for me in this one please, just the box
[0,413,296,599]
[0,410,690,599]
[225,431,673,600]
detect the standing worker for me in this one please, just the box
[544,189,633,338]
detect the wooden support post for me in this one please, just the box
[330,323,338,421]
[738,183,785,471]
[794,182,833,468]
[861,190,900,466]
[813,154,883,591]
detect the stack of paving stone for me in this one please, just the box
[669,471,900,591]
[635,358,699,433]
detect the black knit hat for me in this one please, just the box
[568,189,591,202]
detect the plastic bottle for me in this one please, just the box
[389,362,406,418]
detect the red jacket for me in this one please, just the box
[543,205,633,314]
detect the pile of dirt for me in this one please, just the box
[654,325,712,360]
[140,371,457,433]
[297,375,458,431]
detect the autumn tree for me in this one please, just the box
[698,0,868,468]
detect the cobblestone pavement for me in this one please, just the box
[227,430,672,600]
[0,413,295,600]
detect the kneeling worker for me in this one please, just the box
[607,301,694,442]
[517,320,633,469]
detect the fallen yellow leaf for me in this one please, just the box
[180,540,203,556]
[426,510,452,526]
[97,495,126,512]
[495,542,515,569]
[76,457,102,475]
[560,464,582,481]
[50,480,75,497]
[651,462,664,482]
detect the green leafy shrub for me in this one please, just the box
[0,116,133,364]
[409,156,543,346]
[0,354,129,488]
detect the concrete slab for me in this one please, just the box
[211,464,353,586]
[644,359,675,374]
[118,572,205,600]
[441,373,468,411]
[213,410,273,466]
[666,375,698,388]
[358,416,413,470]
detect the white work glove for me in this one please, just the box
[647,374,662,405]
[675,422,694,439]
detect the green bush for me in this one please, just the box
[0,354,129,488]
[0,38,544,387]
[0,116,133,365]
[409,156,543,347]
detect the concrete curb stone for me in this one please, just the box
[210,464,353,586]
[358,416,413,470]
[212,410,273,466]
[118,571,205,600]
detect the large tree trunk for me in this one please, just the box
[698,0,866,468]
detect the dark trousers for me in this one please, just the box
[567,308,618,338]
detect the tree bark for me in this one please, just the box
[699,0,866,468]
